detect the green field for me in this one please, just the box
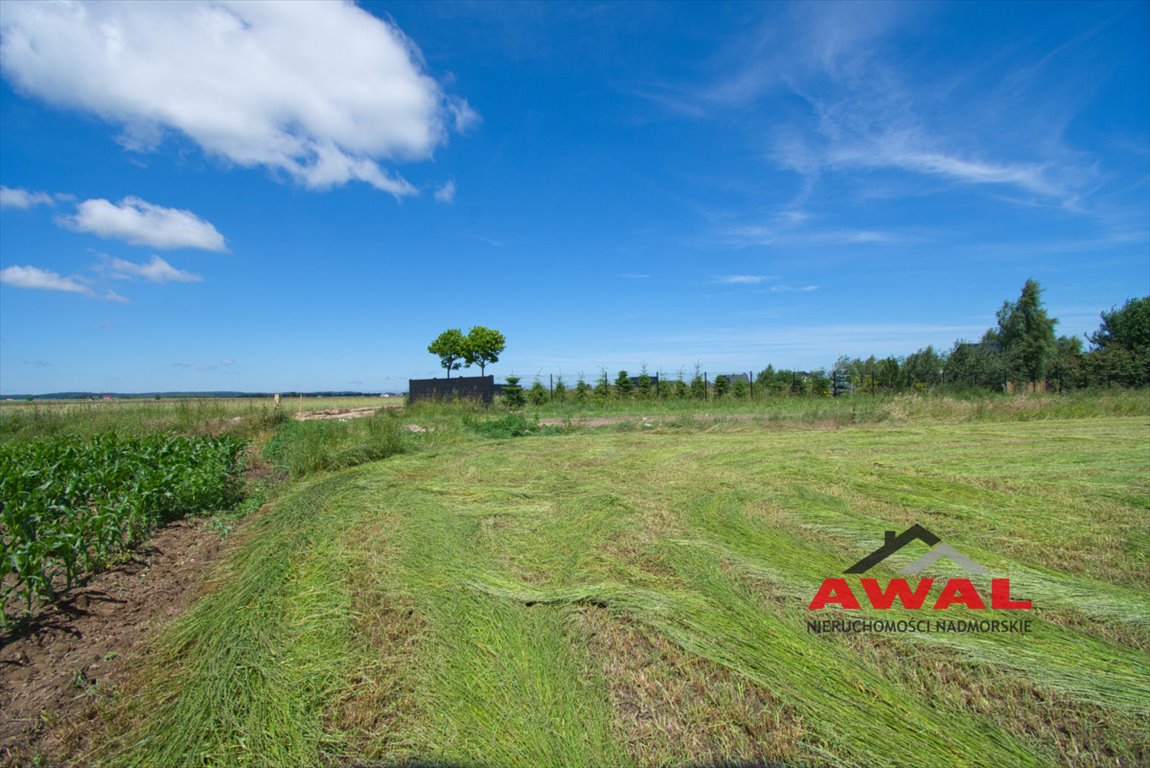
[83,407,1148,767]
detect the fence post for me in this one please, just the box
[549,374,554,402]
[704,372,709,401]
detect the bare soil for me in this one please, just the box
[0,518,234,767]
[293,406,400,421]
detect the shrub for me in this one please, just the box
[502,376,526,408]
[528,378,549,406]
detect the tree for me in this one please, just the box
[945,340,1006,391]
[875,357,902,393]
[1087,297,1150,387]
[1089,297,1150,352]
[428,329,467,378]
[636,365,653,399]
[904,346,944,391]
[996,279,1057,389]
[614,370,633,398]
[1048,336,1085,392]
[502,376,525,408]
[689,364,707,399]
[594,369,611,399]
[574,374,592,403]
[713,375,730,398]
[528,378,549,406]
[464,326,506,376]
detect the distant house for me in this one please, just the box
[716,373,750,384]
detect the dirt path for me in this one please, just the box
[0,518,234,767]
[292,405,401,421]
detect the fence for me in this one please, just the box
[408,375,494,404]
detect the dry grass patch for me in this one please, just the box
[578,607,810,768]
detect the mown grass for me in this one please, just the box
[90,410,1150,767]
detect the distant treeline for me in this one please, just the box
[503,287,1149,404]
[2,391,391,401]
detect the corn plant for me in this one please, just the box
[0,433,244,625]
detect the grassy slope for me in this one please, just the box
[97,415,1149,767]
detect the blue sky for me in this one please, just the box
[1,0,1147,394]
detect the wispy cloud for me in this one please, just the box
[0,264,127,301]
[0,1,475,195]
[769,284,818,293]
[0,185,53,209]
[619,272,651,279]
[61,197,226,251]
[823,139,1063,199]
[712,274,776,285]
[102,255,202,283]
[195,358,239,373]
[521,320,985,375]
[668,3,1097,209]
[716,222,909,249]
[434,180,457,203]
[1,265,91,294]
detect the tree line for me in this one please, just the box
[834,283,1148,394]
[428,283,1147,402]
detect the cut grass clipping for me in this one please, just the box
[96,416,1149,767]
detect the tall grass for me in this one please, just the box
[261,411,407,478]
[497,389,1150,424]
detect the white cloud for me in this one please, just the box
[62,197,226,251]
[0,185,53,209]
[0,264,91,294]
[769,284,818,293]
[825,139,1062,198]
[713,274,776,285]
[0,1,476,195]
[104,255,203,283]
[0,264,126,301]
[434,180,457,203]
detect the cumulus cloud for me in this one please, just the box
[0,264,125,301]
[434,180,457,203]
[0,264,91,294]
[0,1,476,195]
[103,255,203,283]
[62,197,226,251]
[0,185,53,209]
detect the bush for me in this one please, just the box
[465,413,559,439]
[528,378,549,406]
